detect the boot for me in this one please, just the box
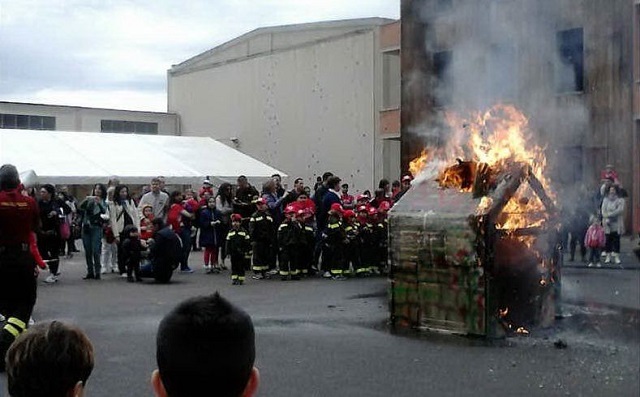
[604,253,611,264]
[613,253,621,265]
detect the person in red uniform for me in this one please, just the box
[0,164,40,372]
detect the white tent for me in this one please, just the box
[0,129,285,185]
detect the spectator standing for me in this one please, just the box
[138,177,170,222]
[271,174,286,198]
[109,185,140,276]
[394,175,413,202]
[77,184,109,280]
[584,215,606,268]
[167,191,194,273]
[37,184,64,284]
[340,183,355,210]
[601,185,625,265]
[216,183,234,268]
[234,176,259,225]
[199,197,223,274]
[100,185,118,275]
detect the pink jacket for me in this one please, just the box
[584,225,605,248]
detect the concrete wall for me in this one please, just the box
[169,30,379,193]
[0,102,178,134]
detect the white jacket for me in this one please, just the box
[109,199,140,238]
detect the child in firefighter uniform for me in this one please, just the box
[357,205,376,276]
[226,213,252,285]
[249,198,274,280]
[341,210,360,277]
[277,205,302,280]
[299,208,316,276]
[321,203,346,280]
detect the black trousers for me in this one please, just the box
[230,254,246,281]
[37,233,60,275]
[252,241,270,273]
[605,232,621,253]
[0,249,37,369]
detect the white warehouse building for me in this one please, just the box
[168,18,401,193]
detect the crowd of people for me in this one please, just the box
[562,164,628,268]
[16,172,414,286]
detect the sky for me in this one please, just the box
[0,0,399,112]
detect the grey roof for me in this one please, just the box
[170,17,395,74]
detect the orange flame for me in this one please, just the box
[408,104,555,231]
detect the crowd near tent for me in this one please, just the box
[0,129,286,186]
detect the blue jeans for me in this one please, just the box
[82,225,102,276]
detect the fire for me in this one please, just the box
[408,104,555,230]
[408,148,431,178]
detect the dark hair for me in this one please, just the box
[326,176,341,190]
[152,218,166,230]
[6,321,94,397]
[392,180,400,188]
[170,190,183,204]
[218,182,233,206]
[341,183,348,188]
[378,179,390,189]
[93,183,107,200]
[114,184,130,202]
[294,178,304,185]
[322,172,333,181]
[41,183,56,196]
[0,164,20,190]
[156,292,255,397]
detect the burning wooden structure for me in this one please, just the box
[389,159,562,337]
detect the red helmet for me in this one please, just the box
[355,194,369,202]
[368,207,378,216]
[296,209,306,217]
[343,210,356,219]
[378,201,391,211]
[284,205,296,214]
[231,213,242,222]
[357,205,368,213]
[255,197,267,205]
[330,203,343,213]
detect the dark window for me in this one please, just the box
[556,28,584,93]
[0,113,55,130]
[100,119,159,134]
[433,50,452,106]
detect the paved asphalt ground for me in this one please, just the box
[1,238,639,397]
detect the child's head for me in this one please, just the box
[207,197,216,209]
[590,214,601,225]
[153,292,258,397]
[255,197,267,212]
[124,224,139,239]
[6,321,94,397]
[142,204,153,219]
[231,213,242,228]
[284,205,296,221]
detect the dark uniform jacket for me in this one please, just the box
[249,210,274,243]
[226,227,252,259]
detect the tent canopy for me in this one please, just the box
[0,129,285,186]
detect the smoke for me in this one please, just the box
[407,0,590,200]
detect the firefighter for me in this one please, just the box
[226,213,252,285]
[249,197,274,280]
[368,206,383,275]
[321,203,346,280]
[342,209,360,277]
[0,164,39,372]
[277,205,301,281]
